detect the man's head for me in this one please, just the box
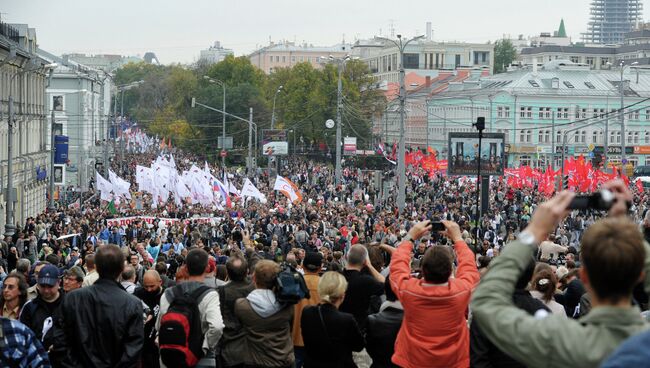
[121,265,136,283]
[421,245,454,284]
[63,266,84,292]
[95,244,125,280]
[226,255,248,282]
[16,259,31,276]
[303,252,323,274]
[37,265,60,302]
[252,260,280,290]
[580,217,645,304]
[347,245,368,268]
[142,270,162,293]
[1,273,28,305]
[185,248,209,277]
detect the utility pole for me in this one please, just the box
[335,60,343,185]
[376,34,424,214]
[604,93,609,171]
[110,87,117,175]
[270,85,283,177]
[249,107,253,173]
[222,84,226,167]
[551,114,555,171]
[120,89,125,173]
[620,67,626,166]
[48,110,56,211]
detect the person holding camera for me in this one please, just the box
[472,180,650,367]
[388,219,480,368]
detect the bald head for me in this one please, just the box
[142,270,162,293]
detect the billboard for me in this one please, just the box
[447,132,505,176]
[54,135,69,164]
[344,137,357,155]
[262,129,288,156]
[53,164,66,185]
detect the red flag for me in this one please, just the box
[636,179,644,193]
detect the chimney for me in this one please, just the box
[425,76,431,86]
[426,22,432,41]
[532,57,538,75]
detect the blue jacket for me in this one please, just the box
[601,329,650,368]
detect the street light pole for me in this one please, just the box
[336,60,343,185]
[203,77,227,167]
[269,85,283,176]
[620,61,638,168]
[376,34,424,214]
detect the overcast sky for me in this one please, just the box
[4,0,648,64]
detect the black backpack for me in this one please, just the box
[276,263,310,305]
[159,285,212,368]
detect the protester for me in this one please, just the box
[82,254,98,287]
[134,270,164,368]
[156,248,224,368]
[471,181,650,367]
[301,271,365,368]
[1,273,29,320]
[530,269,566,316]
[389,220,479,368]
[292,251,323,368]
[235,260,295,368]
[470,260,549,368]
[51,244,144,367]
[61,266,84,293]
[0,316,52,367]
[120,265,138,294]
[217,254,254,368]
[366,275,403,368]
[19,264,63,351]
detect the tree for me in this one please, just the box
[494,39,518,74]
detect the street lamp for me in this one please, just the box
[5,61,57,237]
[619,60,638,166]
[271,85,283,129]
[375,34,425,214]
[203,76,227,167]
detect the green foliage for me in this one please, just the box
[494,39,518,74]
[113,55,385,155]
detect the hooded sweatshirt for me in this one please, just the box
[246,289,282,318]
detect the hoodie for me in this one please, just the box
[246,289,282,318]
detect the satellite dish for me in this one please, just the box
[325,119,335,129]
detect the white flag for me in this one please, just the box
[95,171,114,197]
[241,178,265,200]
[273,175,302,203]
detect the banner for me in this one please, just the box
[106,216,224,228]
[447,133,506,176]
[344,137,357,156]
[262,129,288,156]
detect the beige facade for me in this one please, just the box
[0,23,49,233]
[249,41,350,74]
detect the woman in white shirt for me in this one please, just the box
[530,269,567,317]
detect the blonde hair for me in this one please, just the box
[318,271,347,304]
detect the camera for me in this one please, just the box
[567,189,615,211]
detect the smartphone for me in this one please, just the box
[430,221,446,232]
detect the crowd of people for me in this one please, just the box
[1,141,650,368]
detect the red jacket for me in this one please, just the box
[390,240,480,368]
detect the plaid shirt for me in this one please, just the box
[1,317,51,368]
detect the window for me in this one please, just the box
[601,57,610,66]
[404,53,420,69]
[556,107,569,119]
[646,109,650,120]
[585,82,596,89]
[503,106,510,118]
[563,81,575,88]
[616,132,621,143]
[593,131,599,143]
[538,130,544,143]
[520,107,526,118]
[581,108,588,119]
[282,56,286,63]
[291,56,296,62]
[497,106,504,118]
[646,132,650,143]
[520,155,532,166]
[627,132,633,144]
[544,130,550,143]
[581,131,587,143]
[528,80,540,87]
[455,54,461,67]
[557,130,563,144]
[52,95,63,111]
[526,130,532,143]
[570,56,580,63]
[520,129,526,142]
[634,132,639,144]
[585,57,595,67]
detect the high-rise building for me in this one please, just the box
[199,41,233,65]
[583,0,643,44]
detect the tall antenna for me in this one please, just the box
[389,19,395,38]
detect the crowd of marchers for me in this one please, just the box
[1,147,650,368]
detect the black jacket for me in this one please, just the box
[301,303,365,368]
[19,293,64,350]
[51,278,144,368]
[366,302,403,368]
[470,289,549,368]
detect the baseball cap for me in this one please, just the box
[64,266,85,282]
[303,252,323,272]
[38,265,60,286]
